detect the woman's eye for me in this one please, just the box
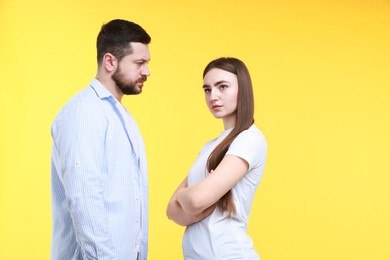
[220,85,228,90]
[204,89,211,93]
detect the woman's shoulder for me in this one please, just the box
[227,124,267,168]
[236,124,266,144]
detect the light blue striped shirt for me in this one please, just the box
[51,79,148,260]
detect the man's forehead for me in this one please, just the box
[128,42,150,60]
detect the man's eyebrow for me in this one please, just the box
[134,58,150,62]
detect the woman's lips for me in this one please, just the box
[211,105,222,111]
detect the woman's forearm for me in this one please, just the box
[167,178,201,226]
[167,198,203,226]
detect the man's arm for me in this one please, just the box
[54,101,116,259]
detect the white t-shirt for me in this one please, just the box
[182,125,267,260]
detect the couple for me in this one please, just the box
[51,19,267,260]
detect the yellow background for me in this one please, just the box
[1,0,389,259]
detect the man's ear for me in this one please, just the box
[102,53,117,73]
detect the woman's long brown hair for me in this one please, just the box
[203,57,255,215]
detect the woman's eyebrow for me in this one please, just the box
[203,80,229,89]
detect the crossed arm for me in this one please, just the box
[166,155,249,226]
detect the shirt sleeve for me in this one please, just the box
[226,128,267,171]
[52,100,116,260]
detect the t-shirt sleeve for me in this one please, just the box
[226,129,267,171]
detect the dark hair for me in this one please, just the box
[96,19,151,64]
[204,57,255,215]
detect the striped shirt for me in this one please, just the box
[51,79,148,260]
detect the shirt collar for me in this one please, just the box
[89,78,115,100]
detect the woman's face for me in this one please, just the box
[203,68,239,129]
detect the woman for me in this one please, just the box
[167,57,267,259]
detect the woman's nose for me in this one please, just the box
[210,89,219,100]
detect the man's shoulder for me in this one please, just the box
[53,86,107,123]
[69,85,99,102]
[62,86,103,110]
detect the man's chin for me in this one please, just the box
[135,84,143,93]
[134,83,145,93]
[119,85,143,95]
[123,90,142,95]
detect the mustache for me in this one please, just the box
[138,76,147,83]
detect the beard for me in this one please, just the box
[112,67,147,95]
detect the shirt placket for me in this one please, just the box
[115,102,142,255]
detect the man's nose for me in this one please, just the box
[141,65,150,76]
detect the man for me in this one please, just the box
[51,19,151,260]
